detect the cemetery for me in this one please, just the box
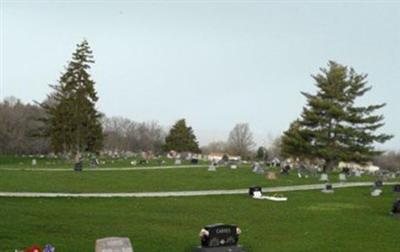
[2,3,400,251]
[1,157,400,251]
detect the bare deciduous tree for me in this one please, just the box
[0,97,49,154]
[201,141,228,154]
[102,116,165,154]
[227,123,255,158]
[373,151,400,172]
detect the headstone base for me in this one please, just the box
[194,245,246,252]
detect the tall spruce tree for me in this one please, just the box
[41,40,103,156]
[281,61,392,170]
[163,119,200,153]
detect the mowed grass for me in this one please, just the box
[0,167,387,193]
[1,187,399,251]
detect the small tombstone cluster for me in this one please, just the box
[196,224,245,252]
[248,186,287,201]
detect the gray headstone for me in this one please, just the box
[175,159,182,165]
[319,173,328,182]
[354,170,361,177]
[339,173,346,182]
[252,165,264,174]
[95,237,134,252]
[208,165,216,171]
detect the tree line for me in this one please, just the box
[1,40,396,170]
[0,96,257,157]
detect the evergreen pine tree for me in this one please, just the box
[163,119,200,153]
[256,146,266,161]
[41,40,103,156]
[281,61,392,170]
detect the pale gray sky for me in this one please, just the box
[1,0,399,150]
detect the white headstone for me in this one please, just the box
[208,165,216,171]
[175,159,182,165]
[32,159,37,166]
[339,173,346,182]
[230,164,237,169]
[354,170,361,177]
[371,189,382,197]
[252,165,264,174]
[319,173,328,182]
[95,237,134,252]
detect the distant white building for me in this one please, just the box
[206,153,241,162]
[338,161,380,173]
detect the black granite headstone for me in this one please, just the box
[374,180,383,188]
[393,184,400,193]
[74,161,83,171]
[200,224,239,247]
[248,186,262,196]
[191,159,199,164]
[391,199,400,215]
[342,167,350,175]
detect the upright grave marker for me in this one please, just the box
[196,224,245,252]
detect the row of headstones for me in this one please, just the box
[18,238,135,252]
[249,184,400,215]
[19,228,246,252]
[208,163,238,171]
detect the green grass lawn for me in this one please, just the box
[1,187,399,251]
[0,166,390,193]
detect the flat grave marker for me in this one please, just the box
[95,237,134,252]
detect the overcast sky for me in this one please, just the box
[1,0,399,150]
